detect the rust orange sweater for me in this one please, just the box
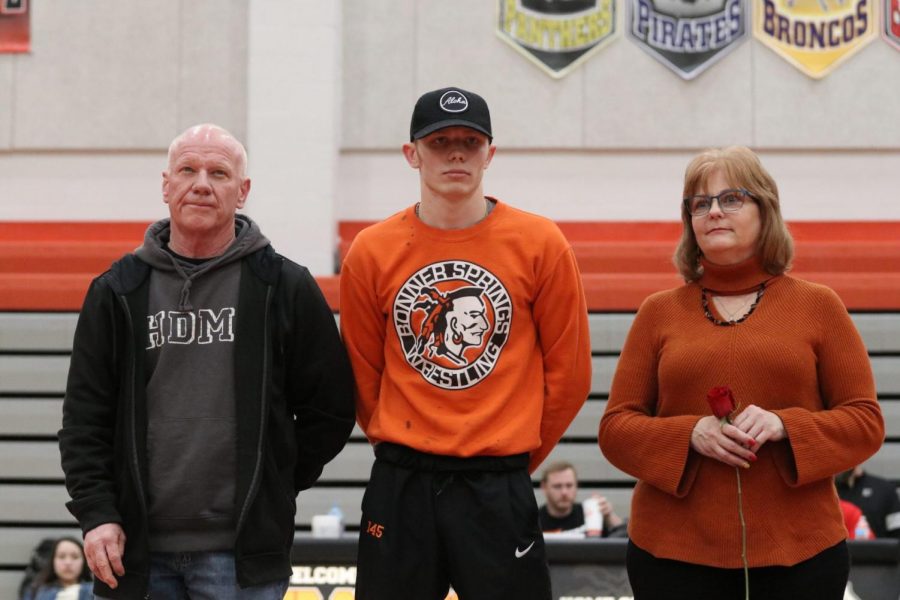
[340,199,592,472]
[599,257,883,568]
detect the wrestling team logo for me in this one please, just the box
[628,0,749,79]
[497,0,617,78]
[886,0,900,49]
[753,0,878,78]
[393,260,512,390]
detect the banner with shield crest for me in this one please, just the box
[627,0,750,79]
[497,0,618,78]
[885,0,900,50]
[0,0,29,53]
[753,0,878,77]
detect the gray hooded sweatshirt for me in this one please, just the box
[134,215,269,552]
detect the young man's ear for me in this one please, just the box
[402,142,420,169]
[483,145,497,170]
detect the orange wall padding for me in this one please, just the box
[3,221,899,311]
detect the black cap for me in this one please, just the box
[409,87,492,142]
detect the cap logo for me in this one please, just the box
[439,90,468,113]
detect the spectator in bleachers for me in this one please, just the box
[599,146,884,600]
[22,537,92,600]
[538,461,627,537]
[58,124,356,600]
[340,87,592,599]
[836,465,900,539]
[839,499,875,540]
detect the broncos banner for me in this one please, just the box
[497,0,618,78]
[0,0,28,53]
[753,0,878,77]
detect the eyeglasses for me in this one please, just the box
[683,189,754,217]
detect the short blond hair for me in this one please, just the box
[674,146,793,282]
[540,461,577,484]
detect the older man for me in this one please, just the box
[59,124,355,599]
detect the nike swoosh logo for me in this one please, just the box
[515,541,535,558]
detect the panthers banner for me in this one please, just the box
[753,0,878,78]
[627,0,749,79]
[497,0,618,78]
[0,0,28,53]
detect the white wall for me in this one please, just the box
[245,0,342,274]
[340,0,900,150]
[336,149,900,222]
[1,0,898,275]
[0,0,247,149]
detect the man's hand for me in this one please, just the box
[84,523,126,588]
[596,495,625,530]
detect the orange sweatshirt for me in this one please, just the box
[340,199,592,473]
[599,257,884,568]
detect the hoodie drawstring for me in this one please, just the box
[178,279,193,311]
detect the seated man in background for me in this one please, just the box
[538,461,627,537]
[836,465,900,539]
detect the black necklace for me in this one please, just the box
[701,283,766,327]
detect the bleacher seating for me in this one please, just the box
[1,310,899,597]
[1,220,899,597]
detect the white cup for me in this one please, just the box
[311,514,342,538]
[583,497,603,537]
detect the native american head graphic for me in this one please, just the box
[393,260,512,389]
[413,286,489,367]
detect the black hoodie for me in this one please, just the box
[60,217,355,598]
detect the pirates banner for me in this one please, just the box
[627,0,749,80]
[753,0,878,78]
[886,0,900,50]
[497,0,617,78]
[0,0,29,53]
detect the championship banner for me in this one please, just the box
[626,0,749,80]
[885,0,900,50]
[0,0,29,53]
[753,0,878,78]
[497,0,617,78]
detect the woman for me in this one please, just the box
[598,146,883,600]
[23,537,92,600]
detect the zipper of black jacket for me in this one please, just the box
[235,285,273,542]
[117,293,151,600]
[117,294,149,518]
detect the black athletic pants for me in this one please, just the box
[355,443,552,600]
[626,539,850,600]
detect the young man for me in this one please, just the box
[59,124,355,599]
[340,87,592,599]
[539,461,626,537]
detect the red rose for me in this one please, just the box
[707,386,736,420]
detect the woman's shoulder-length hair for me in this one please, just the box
[674,146,794,282]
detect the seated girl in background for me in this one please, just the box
[23,537,92,600]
